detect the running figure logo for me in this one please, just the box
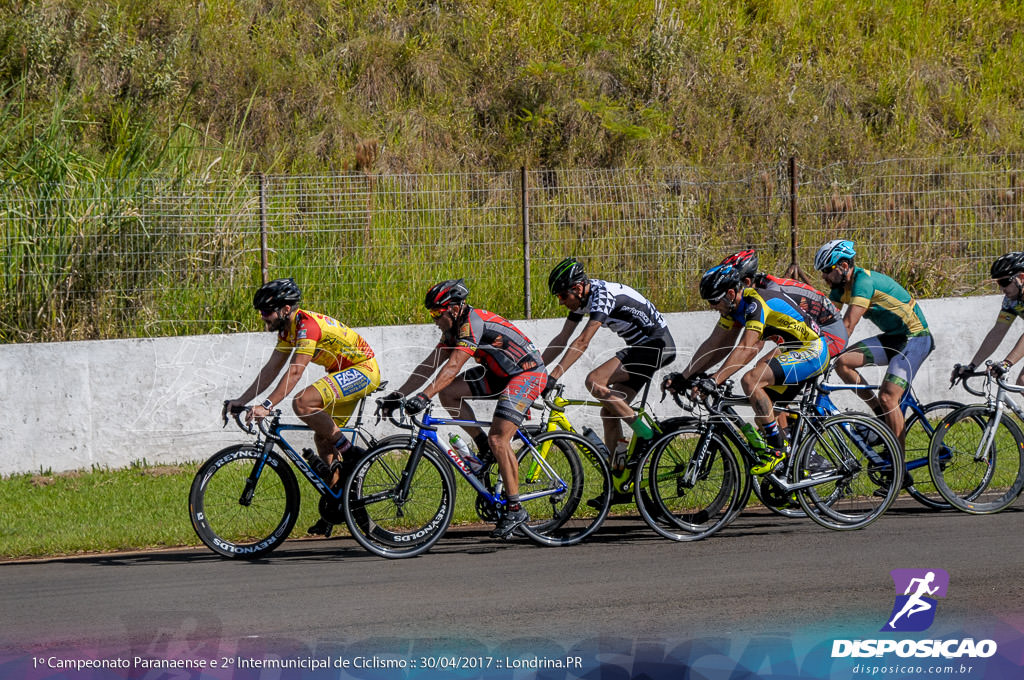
[882,568,949,632]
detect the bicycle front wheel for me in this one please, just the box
[515,431,611,546]
[636,425,743,541]
[189,445,300,559]
[794,412,903,530]
[902,400,964,510]
[928,405,1024,514]
[343,441,455,558]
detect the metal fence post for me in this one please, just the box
[521,166,531,319]
[259,173,269,284]
[785,156,812,283]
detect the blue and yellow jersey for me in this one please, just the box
[997,295,1024,326]
[716,288,821,348]
[828,267,930,337]
[275,309,376,372]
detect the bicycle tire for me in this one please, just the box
[516,431,611,546]
[928,405,1024,514]
[794,412,903,530]
[902,400,966,510]
[343,441,455,558]
[635,424,743,541]
[189,444,300,559]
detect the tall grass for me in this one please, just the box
[2,0,1024,341]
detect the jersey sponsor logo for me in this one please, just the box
[333,369,371,396]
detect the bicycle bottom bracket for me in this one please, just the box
[475,493,500,522]
[759,477,794,508]
[318,495,347,524]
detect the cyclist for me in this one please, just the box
[542,257,676,498]
[721,248,848,358]
[814,239,934,446]
[952,252,1024,386]
[381,279,547,539]
[223,278,381,536]
[663,264,828,474]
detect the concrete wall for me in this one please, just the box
[1,295,1014,476]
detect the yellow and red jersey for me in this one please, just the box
[274,309,375,372]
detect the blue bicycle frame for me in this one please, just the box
[394,409,570,507]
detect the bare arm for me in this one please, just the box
[711,328,762,384]
[234,350,290,403]
[394,347,448,395]
[549,319,602,381]
[541,317,581,366]
[968,319,1011,367]
[842,303,868,337]
[683,323,742,378]
[421,349,472,398]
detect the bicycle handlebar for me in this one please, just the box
[374,396,416,430]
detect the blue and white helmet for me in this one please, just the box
[814,239,856,271]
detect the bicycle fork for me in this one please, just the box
[240,440,275,506]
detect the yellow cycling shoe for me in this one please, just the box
[751,448,787,475]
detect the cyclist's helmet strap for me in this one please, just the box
[814,239,856,271]
[699,264,742,302]
[424,278,469,310]
[991,252,1024,280]
[720,249,758,280]
[548,257,587,294]
[253,278,301,312]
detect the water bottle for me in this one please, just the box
[449,433,485,474]
[302,448,331,480]
[739,423,767,453]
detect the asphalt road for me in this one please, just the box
[3,505,1023,673]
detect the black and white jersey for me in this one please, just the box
[567,279,668,345]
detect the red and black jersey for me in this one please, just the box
[438,307,545,379]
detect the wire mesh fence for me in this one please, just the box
[2,154,1022,343]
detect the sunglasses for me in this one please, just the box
[821,264,838,275]
[706,294,726,306]
[998,277,1014,288]
[428,307,448,319]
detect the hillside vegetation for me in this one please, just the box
[3,0,1023,182]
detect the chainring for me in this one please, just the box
[759,477,793,509]
[318,495,348,524]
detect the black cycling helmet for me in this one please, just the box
[990,252,1024,280]
[424,278,469,309]
[548,257,588,295]
[253,278,301,312]
[720,249,759,280]
[699,264,742,303]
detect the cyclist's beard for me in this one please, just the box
[267,313,288,333]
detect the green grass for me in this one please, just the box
[3,1,1024,341]
[0,460,508,560]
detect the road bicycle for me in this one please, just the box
[812,380,967,510]
[653,373,905,533]
[528,381,731,541]
[189,386,391,559]
[341,397,612,558]
[927,364,1024,514]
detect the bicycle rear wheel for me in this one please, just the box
[516,431,611,546]
[636,425,743,541]
[794,412,903,530]
[189,445,300,559]
[928,405,1024,514]
[343,441,455,558]
[902,400,964,510]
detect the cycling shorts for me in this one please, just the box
[820,318,849,358]
[850,332,935,391]
[310,359,381,427]
[462,366,547,426]
[768,337,829,387]
[614,333,677,392]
